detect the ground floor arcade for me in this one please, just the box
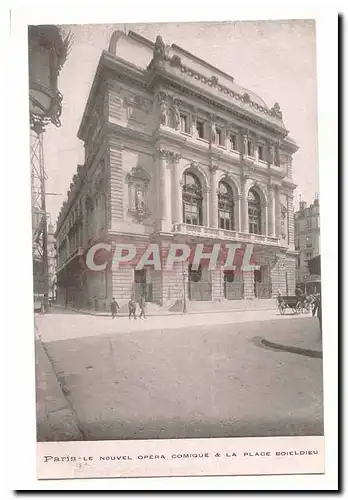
[56,240,296,312]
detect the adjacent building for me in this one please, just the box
[295,196,321,294]
[55,30,299,311]
[47,222,57,301]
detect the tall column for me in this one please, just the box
[274,185,281,236]
[243,132,249,157]
[209,165,218,228]
[202,187,210,227]
[236,194,242,232]
[268,184,276,237]
[262,201,269,236]
[171,153,182,226]
[241,174,249,232]
[267,141,275,167]
[158,149,171,232]
[255,138,260,163]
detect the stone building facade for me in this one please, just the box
[295,197,320,293]
[55,30,299,311]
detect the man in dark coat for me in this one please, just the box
[111,298,119,319]
[139,296,147,319]
[128,298,137,320]
[312,293,322,337]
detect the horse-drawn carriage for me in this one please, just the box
[276,294,312,315]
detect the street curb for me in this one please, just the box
[53,305,277,318]
[36,338,85,441]
[260,337,322,359]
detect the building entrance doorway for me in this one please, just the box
[188,264,212,301]
[133,269,153,302]
[254,266,271,298]
[224,270,243,299]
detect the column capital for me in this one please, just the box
[267,181,278,191]
[209,164,219,174]
[170,152,182,163]
[157,148,171,160]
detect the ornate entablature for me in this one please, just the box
[146,37,286,128]
[126,166,151,223]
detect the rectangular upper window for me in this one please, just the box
[274,147,280,166]
[216,127,224,146]
[180,113,190,134]
[247,140,253,157]
[196,119,205,139]
[230,134,238,151]
[258,145,265,161]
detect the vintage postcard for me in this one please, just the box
[21,12,336,485]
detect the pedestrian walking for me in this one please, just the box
[312,293,322,338]
[139,296,147,319]
[128,297,137,320]
[111,297,120,319]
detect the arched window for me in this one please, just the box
[182,172,203,226]
[248,189,262,234]
[218,181,234,230]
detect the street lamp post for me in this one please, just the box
[29,25,72,131]
[182,263,188,314]
[28,25,71,307]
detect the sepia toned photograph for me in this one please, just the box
[28,18,326,479]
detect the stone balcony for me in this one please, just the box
[173,223,280,247]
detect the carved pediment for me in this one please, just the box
[126,166,151,185]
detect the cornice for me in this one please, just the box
[147,66,288,137]
[107,121,152,146]
[281,178,298,190]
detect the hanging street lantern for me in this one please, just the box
[28,24,72,133]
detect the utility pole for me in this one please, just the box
[29,25,71,308]
[39,131,49,300]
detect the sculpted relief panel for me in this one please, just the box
[123,92,152,126]
[126,166,151,223]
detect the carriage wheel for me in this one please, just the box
[278,302,286,315]
[295,301,302,314]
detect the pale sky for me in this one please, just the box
[43,20,318,225]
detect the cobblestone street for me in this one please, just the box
[36,311,323,441]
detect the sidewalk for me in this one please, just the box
[35,307,310,343]
[35,338,84,441]
[53,299,277,318]
[260,317,322,358]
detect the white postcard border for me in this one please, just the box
[4,0,338,491]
